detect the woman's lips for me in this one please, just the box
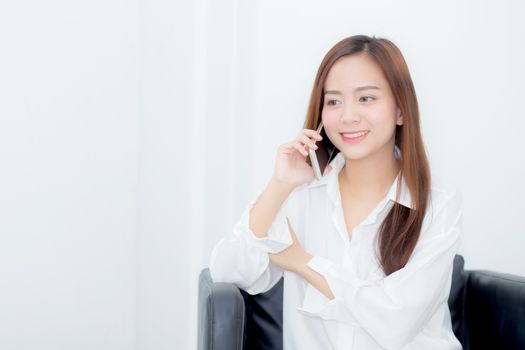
[340,131,369,143]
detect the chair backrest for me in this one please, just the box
[239,279,284,350]
[462,269,525,349]
[448,254,468,344]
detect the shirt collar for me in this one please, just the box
[306,145,414,210]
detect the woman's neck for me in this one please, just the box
[338,146,401,200]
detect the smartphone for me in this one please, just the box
[308,121,337,180]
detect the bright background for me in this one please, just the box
[1,0,523,349]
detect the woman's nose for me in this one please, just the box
[340,103,361,123]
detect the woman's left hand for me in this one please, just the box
[268,217,312,273]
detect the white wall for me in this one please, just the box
[0,0,523,349]
[136,0,195,348]
[0,1,139,349]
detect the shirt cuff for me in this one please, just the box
[233,190,293,254]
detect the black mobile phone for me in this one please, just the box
[308,121,336,180]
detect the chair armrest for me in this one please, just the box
[198,268,246,350]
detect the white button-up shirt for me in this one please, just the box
[209,149,464,350]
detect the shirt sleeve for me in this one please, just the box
[298,189,463,350]
[208,186,297,295]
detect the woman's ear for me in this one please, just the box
[396,107,403,125]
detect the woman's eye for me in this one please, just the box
[359,96,374,102]
[326,99,341,106]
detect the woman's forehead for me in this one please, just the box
[325,55,387,91]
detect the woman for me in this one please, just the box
[209,35,463,350]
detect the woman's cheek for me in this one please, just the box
[321,109,339,126]
[321,110,341,146]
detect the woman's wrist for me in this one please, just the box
[268,176,297,196]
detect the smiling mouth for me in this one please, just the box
[340,130,370,138]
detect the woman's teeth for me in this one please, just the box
[342,131,369,138]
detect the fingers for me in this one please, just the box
[294,128,323,156]
[292,140,309,157]
[282,128,324,158]
[286,217,297,241]
[281,141,308,158]
[298,134,318,151]
[302,128,323,141]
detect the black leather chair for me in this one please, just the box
[198,255,525,350]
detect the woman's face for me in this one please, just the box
[322,53,403,161]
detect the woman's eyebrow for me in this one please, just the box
[324,86,381,95]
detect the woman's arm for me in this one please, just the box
[249,177,295,238]
[269,218,336,300]
[209,178,298,295]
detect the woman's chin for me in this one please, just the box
[339,148,370,161]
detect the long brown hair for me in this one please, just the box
[303,35,431,276]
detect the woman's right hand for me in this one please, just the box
[272,128,324,188]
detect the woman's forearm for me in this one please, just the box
[249,177,296,238]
